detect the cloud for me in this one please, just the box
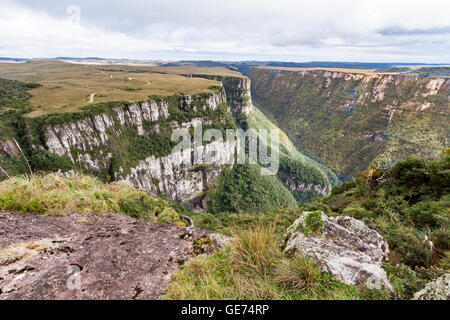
[378,26,450,36]
[1,0,449,62]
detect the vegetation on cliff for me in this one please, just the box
[0,151,447,300]
[207,164,298,214]
[249,67,449,180]
[245,107,339,201]
[295,150,450,298]
[169,152,449,299]
[0,83,234,183]
[0,173,184,225]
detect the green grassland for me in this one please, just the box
[0,60,241,117]
[0,173,184,225]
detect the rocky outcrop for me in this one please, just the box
[0,212,229,300]
[43,93,224,159]
[278,174,331,196]
[0,140,19,158]
[413,274,450,300]
[283,211,393,292]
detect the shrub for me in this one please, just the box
[308,152,450,269]
[383,263,426,300]
[302,210,325,235]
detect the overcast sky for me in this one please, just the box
[1,0,449,62]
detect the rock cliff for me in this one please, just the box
[250,67,450,179]
[185,74,254,116]
[1,73,338,205]
[34,89,239,202]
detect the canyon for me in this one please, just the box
[249,67,449,179]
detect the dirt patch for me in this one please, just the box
[0,212,212,300]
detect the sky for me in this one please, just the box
[0,0,449,63]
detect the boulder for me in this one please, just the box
[283,211,393,293]
[413,274,450,300]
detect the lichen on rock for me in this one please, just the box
[284,211,393,293]
[413,274,450,300]
[193,233,233,255]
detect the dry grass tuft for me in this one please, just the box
[164,222,389,300]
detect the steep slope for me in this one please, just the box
[0,63,340,213]
[171,151,449,300]
[297,151,450,299]
[1,86,238,202]
[187,73,339,202]
[249,67,450,180]
[245,107,339,201]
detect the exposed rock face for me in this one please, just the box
[187,74,254,115]
[0,212,228,300]
[0,140,19,158]
[43,94,223,160]
[284,211,393,292]
[413,274,450,300]
[40,91,238,202]
[250,67,450,179]
[119,138,239,201]
[278,174,331,196]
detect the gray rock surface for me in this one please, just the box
[413,274,450,300]
[284,211,393,292]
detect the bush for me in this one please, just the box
[406,200,449,228]
[298,151,450,269]
[207,164,297,214]
[383,263,426,300]
[157,207,186,227]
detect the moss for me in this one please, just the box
[193,236,214,255]
[157,207,186,227]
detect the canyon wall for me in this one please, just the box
[249,67,450,179]
[0,73,337,205]
[33,89,241,202]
